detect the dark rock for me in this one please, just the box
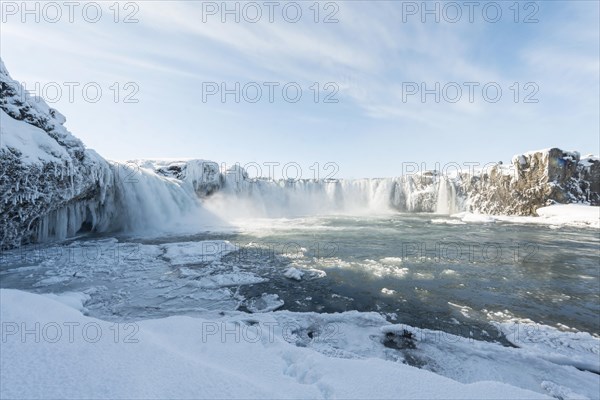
[383,329,417,350]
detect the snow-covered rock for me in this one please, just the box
[133,159,223,197]
[0,58,115,248]
[464,148,600,215]
[0,59,223,249]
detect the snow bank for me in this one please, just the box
[41,291,91,312]
[1,289,550,399]
[449,204,600,229]
[494,318,600,374]
[536,204,600,228]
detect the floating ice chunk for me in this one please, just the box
[430,218,466,225]
[32,276,71,287]
[189,272,266,289]
[379,257,403,265]
[246,293,284,313]
[381,288,396,295]
[283,267,304,281]
[452,212,496,223]
[302,267,327,279]
[161,241,238,266]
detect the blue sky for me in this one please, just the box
[1,0,598,178]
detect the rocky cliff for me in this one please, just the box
[461,149,599,215]
[0,59,116,248]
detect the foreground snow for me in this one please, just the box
[0,289,553,399]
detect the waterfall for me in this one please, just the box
[204,170,461,219]
[30,161,468,244]
[204,173,401,219]
[436,176,459,215]
[31,161,220,242]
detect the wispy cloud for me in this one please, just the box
[1,0,597,175]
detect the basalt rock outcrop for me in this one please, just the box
[461,149,599,215]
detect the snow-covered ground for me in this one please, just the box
[0,289,581,399]
[489,312,600,374]
[536,204,600,228]
[446,204,600,229]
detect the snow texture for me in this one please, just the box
[1,289,558,400]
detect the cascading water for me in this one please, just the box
[32,161,222,242]
[111,162,199,231]
[205,169,398,218]
[435,176,460,214]
[204,168,464,219]
[30,161,467,243]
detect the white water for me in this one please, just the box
[34,163,465,242]
[33,161,224,243]
[206,168,462,219]
[436,177,460,215]
[206,178,397,218]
